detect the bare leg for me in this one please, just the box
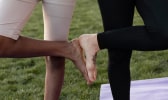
[79,34,99,83]
[1,0,82,100]
[44,57,65,100]
[42,0,76,99]
[0,36,90,82]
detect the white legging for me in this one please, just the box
[0,0,76,41]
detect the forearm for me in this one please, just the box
[0,36,68,58]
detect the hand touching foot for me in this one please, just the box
[70,39,91,84]
[79,34,100,84]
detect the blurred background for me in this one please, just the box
[0,0,168,99]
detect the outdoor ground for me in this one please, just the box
[0,0,168,100]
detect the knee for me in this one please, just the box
[45,56,65,69]
[45,56,65,63]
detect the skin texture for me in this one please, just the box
[79,34,100,83]
[0,36,91,94]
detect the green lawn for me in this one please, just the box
[1,0,168,100]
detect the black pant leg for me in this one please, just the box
[97,0,168,100]
[97,0,134,100]
[97,0,168,51]
[108,50,132,100]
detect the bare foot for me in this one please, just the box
[79,34,100,84]
[70,38,91,84]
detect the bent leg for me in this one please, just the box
[97,1,168,98]
[0,1,89,99]
[97,0,168,51]
[97,0,134,100]
[42,0,76,100]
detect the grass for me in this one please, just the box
[1,0,168,100]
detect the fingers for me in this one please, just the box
[85,55,97,83]
[71,38,91,84]
[78,34,98,84]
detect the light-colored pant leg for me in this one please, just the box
[42,0,76,41]
[0,0,39,40]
